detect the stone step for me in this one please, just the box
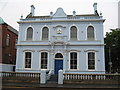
[47,75,58,83]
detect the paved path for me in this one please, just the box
[2,87,120,90]
[2,82,120,90]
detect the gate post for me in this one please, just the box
[40,70,46,84]
[58,70,63,84]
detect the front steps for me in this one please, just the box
[47,75,58,84]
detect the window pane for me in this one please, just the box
[70,26,77,40]
[25,52,31,68]
[88,52,95,70]
[26,27,33,40]
[88,52,95,59]
[41,52,48,69]
[6,34,10,46]
[55,53,63,58]
[87,26,94,40]
[42,27,49,40]
[70,52,77,69]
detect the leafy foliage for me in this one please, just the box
[105,29,120,73]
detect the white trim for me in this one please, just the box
[53,24,66,28]
[48,52,50,70]
[54,52,64,59]
[39,51,41,69]
[37,50,50,52]
[0,63,15,66]
[17,44,105,46]
[77,51,80,70]
[25,25,34,41]
[23,49,35,52]
[67,50,81,52]
[84,49,99,52]
[18,19,105,24]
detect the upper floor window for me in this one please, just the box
[15,39,18,44]
[26,27,33,40]
[41,52,48,69]
[70,26,77,40]
[87,26,94,40]
[42,27,49,40]
[70,52,77,69]
[6,34,10,46]
[25,52,32,68]
[88,52,95,70]
[15,39,18,49]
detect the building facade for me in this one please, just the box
[0,17,18,71]
[16,3,105,74]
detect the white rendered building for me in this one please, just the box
[16,3,105,74]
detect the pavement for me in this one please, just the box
[1,81,120,90]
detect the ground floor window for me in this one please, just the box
[41,52,48,69]
[25,52,31,68]
[70,52,77,69]
[88,52,95,70]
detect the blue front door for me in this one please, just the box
[54,60,63,74]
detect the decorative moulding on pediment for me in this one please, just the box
[53,8,67,18]
[84,49,99,52]
[67,50,81,52]
[53,24,66,28]
[23,50,35,52]
[37,50,50,52]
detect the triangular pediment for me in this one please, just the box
[53,8,67,18]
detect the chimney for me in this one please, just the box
[50,12,53,16]
[20,14,23,19]
[73,11,76,16]
[93,3,97,14]
[31,5,35,16]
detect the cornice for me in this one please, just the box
[16,44,105,46]
[18,19,105,24]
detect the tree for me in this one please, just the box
[104,29,120,73]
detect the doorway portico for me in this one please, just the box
[54,53,63,74]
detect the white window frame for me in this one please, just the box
[69,25,79,41]
[54,53,63,60]
[40,26,50,41]
[69,51,79,70]
[86,51,97,71]
[23,51,33,69]
[85,25,97,40]
[40,51,49,69]
[25,26,34,41]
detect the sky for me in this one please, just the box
[0,0,119,36]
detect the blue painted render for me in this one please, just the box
[16,6,105,74]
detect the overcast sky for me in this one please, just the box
[0,0,119,36]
